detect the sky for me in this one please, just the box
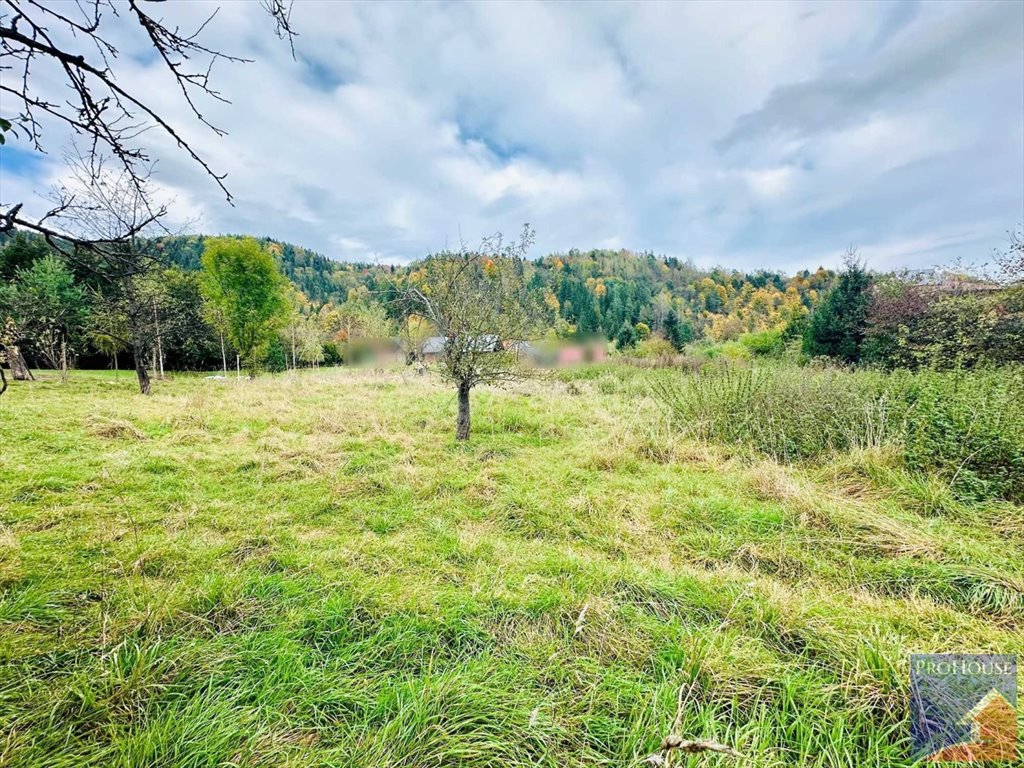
[2,0,1023,273]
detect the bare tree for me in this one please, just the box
[1,2,298,392]
[47,149,173,394]
[1,0,296,240]
[400,226,540,440]
[992,225,1023,285]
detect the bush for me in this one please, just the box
[631,338,676,359]
[689,340,751,361]
[652,363,1024,502]
[720,341,751,361]
[865,282,1024,370]
[264,338,288,372]
[740,329,785,357]
[323,341,344,366]
[901,368,1024,501]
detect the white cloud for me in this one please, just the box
[744,167,798,202]
[1,0,1021,272]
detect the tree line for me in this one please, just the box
[0,227,824,379]
[4,227,1023,390]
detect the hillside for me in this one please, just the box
[154,235,384,306]
[154,234,838,341]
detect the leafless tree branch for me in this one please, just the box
[1,0,298,238]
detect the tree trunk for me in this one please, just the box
[59,337,69,383]
[7,345,32,380]
[152,298,163,379]
[456,381,471,441]
[132,331,151,395]
[220,332,227,374]
[122,276,150,394]
[0,365,7,398]
[127,301,150,395]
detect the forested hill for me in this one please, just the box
[153,234,839,342]
[155,235,385,306]
[6,227,1019,372]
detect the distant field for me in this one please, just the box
[1,366,1021,767]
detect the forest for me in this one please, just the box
[3,227,1021,382]
[2,228,838,375]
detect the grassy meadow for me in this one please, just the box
[1,365,1022,767]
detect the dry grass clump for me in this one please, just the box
[743,460,823,517]
[729,543,806,579]
[86,415,146,440]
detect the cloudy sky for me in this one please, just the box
[3,0,1023,272]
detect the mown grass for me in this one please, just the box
[1,366,1022,767]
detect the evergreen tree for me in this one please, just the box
[0,232,50,280]
[803,253,871,363]
[663,309,693,351]
[616,322,637,350]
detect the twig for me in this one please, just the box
[645,681,743,766]
[645,736,744,765]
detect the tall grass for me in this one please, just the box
[653,363,1024,502]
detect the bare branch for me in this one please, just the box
[261,0,297,59]
[1,0,301,235]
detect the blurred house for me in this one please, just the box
[555,343,607,366]
[421,335,503,362]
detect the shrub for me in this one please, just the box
[652,363,1024,502]
[720,341,751,361]
[631,338,676,359]
[901,368,1024,501]
[689,341,750,361]
[264,338,288,372]
[322,341,344,366]
[865,281,1024,370]
[740,329,785,357]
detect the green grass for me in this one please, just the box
[652,363,1024,502]
[1,366,1022,767]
